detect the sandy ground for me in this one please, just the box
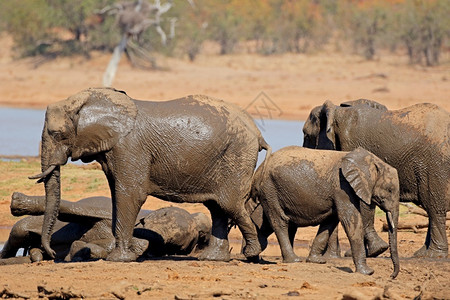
[0,34,449,299]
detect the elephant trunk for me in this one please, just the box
[387,210,399,278]
[41,164,60,259]
[35,127,67,259]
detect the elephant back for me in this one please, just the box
[391,103,449,143]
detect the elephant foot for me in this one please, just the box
[66,241,109,262]
[130,238,149,257]
[413,245,448,259]
[306,254,325,264]
[242,238,262,258]
[355,264,374,276]
[29,248,44,262]
[10,192,40,216]
[198,238,230,261]
[344,237,389,258]
[283,254,302,263]
[323,248,341,258]
[365,234,389,257]
[106,247,138,262]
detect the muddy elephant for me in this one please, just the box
[251,146,400,277]
[245,198,342,260]
[29,88,271,262]
[0,192,211,265]
[303,99,449,258]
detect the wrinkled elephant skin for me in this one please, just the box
[303,99,450,258]
[0,193,212,264]
[251,147,400,278]
[30,88,271,262]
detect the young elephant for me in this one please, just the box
[252,146,400,277]
[0,193,211,264]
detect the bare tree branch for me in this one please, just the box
[101,0,191,86]
[103,35,128,87]
[401,203,450,220]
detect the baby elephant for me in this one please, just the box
[252,146,400,278]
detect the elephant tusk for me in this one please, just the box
[387,212,395,230]
[28,165,56,180]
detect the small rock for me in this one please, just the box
[301,282,312,289]
[174,294,191,300]
[283,290,300,296]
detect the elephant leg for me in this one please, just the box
[0,256,32,265]
[273,220,300,263]
[335,192,373,275]
[230,202,262,260]
[323,217,341,258]
[66,240,112,262]
[345,203,389,258]
[198,200,231,261]
[107,179,147,262]
[10,192,45,216]
[307,217,338,264]
[0,238,21,259]
[360,203,388,257]
[261,200,300,263]
[288,224,297,247]
[414,208,448,258]
[0,218,41,259]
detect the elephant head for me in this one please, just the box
[244,197,273,252]
[191,212,212,250]
[341,147,400,278]
[29,88,137,257]
[340,99,387,111]
[302,99,386,150]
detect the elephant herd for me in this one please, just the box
[2,88,449,279]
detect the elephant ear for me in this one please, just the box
[71,88,137,160]
[320,100,337,149]
[341,147,377,205]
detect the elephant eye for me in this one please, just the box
[51,131,64,142]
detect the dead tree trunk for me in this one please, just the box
[103,34,128,87]
[382,203,450,232]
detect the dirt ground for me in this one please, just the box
[0,33,449,299]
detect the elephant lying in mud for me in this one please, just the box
[0,193,211,265]
[250,147,400,278]
[303,99,449,259]
[29,87,271,262]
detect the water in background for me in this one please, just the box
[0,107,304,158]
[0,107,44,157]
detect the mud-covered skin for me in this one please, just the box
[0,193,211,265]
[303,99,450,259]
[251,147,400,277]
[31,88,271,262]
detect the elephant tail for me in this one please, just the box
[251,137,272,199]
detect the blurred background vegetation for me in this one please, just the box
[0,0,448,66]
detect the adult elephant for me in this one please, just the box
[303,99,449,258]
[29,88,271,262]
